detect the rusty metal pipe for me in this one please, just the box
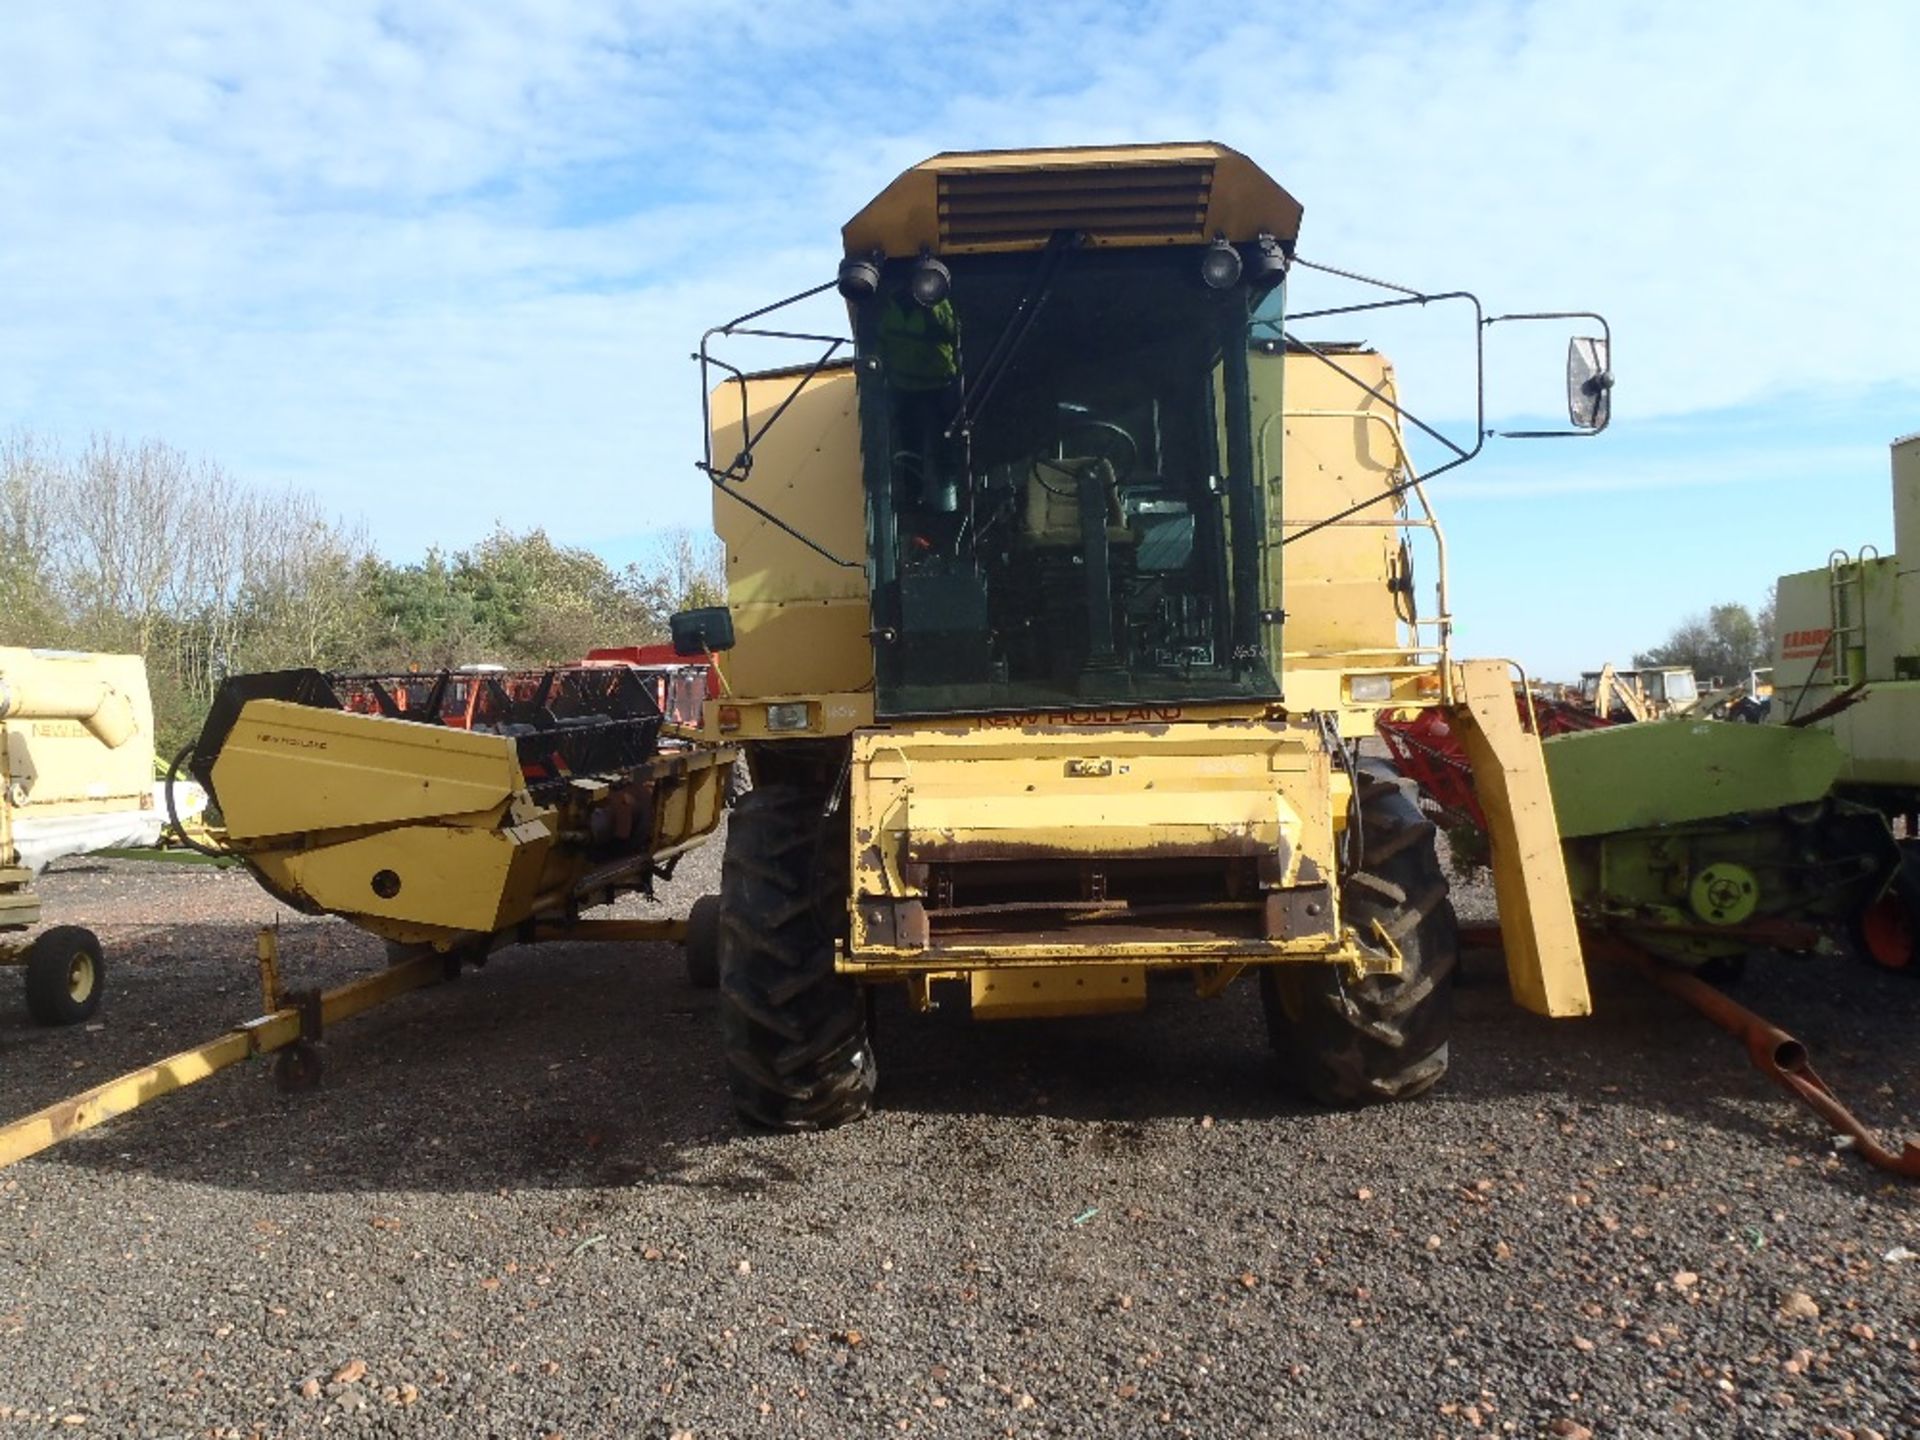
[1607,938,1920,1179]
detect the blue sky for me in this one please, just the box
[4,1,1917,677]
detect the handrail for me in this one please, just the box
[1257,404,1453,676]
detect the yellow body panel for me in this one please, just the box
[254,820,553,937]
[845,717,1371,976]
[210,700,520,841]
[707,366,871,702]
[1450,660,1591,1017]
[971,964,1146,1019]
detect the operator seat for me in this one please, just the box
[1022,456,1133,546]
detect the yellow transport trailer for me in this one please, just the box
[0,663,735,1168]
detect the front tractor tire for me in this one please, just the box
[716,784,875,1130]
[1261,763,1458,1106]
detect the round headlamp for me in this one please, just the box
[1200,237,1243,290]
[909,252,951,307]
[837,252,882,301]
[1246,232,1290,291]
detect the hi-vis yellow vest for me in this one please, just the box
[877,296,959,391]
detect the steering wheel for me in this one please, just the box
[1059,418,1139,486]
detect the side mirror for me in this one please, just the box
[1567,336,1613,432]
[670,606,735,657]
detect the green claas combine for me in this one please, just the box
[1388,432,1920,974]
[1769,431,1920,967]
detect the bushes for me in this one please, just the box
[2,429,723,749]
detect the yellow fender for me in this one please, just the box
[1450,659,1592,1017]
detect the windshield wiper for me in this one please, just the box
[947,230,1078,440]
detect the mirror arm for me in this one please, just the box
[1484,310,1614,437]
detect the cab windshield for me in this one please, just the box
[857,246,1277,716]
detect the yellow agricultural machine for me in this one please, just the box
[687,142,1613,1129]
[0,662,734,1165]
[1576,662,1701,722]
[181,666,732,956]
[1,647,161,1024]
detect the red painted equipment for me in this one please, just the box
[1378,695,1608,831]
[587,644,722,700]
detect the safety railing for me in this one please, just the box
[1257,403,1453,683]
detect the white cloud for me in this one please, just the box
[3,0,1917,596]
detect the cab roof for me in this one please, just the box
[842,142,1303,259]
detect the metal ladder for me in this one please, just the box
[1826,545,1879,687]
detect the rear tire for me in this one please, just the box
[684,894,721,989]
[24,926,105,1026]
[717,784,875,1130]
[1261,764,1457,1106]
[723,760,751,809]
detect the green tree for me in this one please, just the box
[0,430,66,645]
[454,527,656,661]
[364,550,492,667]
[4,428,735,749]
[627,529,725,635]
[1635,600,1772,684]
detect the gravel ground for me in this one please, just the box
[0,837,1916,1438]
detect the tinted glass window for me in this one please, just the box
[859,248,1278,716]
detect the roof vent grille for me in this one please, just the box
[937,162,1215,248]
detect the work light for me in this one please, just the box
[1200,237,1243,290]
[909,252,951,307]
[838,252,882,301]
[1246,232,1289,291]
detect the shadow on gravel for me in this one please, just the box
[7,917,1917,1201]
[1440,942,1920,1203]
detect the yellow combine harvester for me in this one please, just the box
[686,142,1613,1128]
[1,647,161,1024]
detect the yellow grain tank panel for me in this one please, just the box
[708,366,872,699]
[1261,350,1408,661]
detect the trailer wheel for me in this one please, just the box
[1261,764,1458,1106]
[1854,841,1920,975]
[24,926,105,1026]
[684,894,721,990]
[717,784,874,1130]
